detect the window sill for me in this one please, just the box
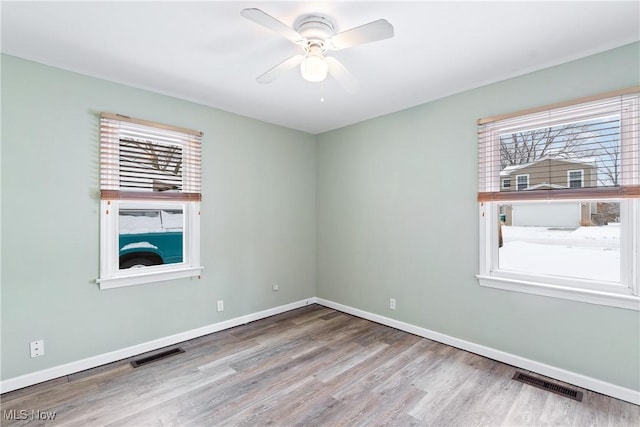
[97,266,203,290]
[476,275,640,311]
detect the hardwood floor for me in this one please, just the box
[1,304,638,426]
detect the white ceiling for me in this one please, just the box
[2,1,639,134]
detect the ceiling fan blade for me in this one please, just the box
[257,54,304,84]
[241,8,305,45]
[325,56,359,94]
[328,19,394,50]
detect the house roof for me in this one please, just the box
[500,155,597,177]
[525,183,569,190]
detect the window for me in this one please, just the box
[568,169,584,188]
[97,113,203,289]
[502,178,511,189]
[477,89,639,310]
[515,174,529,191]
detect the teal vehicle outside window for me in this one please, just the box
[119,209,184,269]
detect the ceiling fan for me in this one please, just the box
[240,8,394,94]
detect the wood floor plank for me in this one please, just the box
[218,375,319,426]
[436,361,523,426]
[330,337,427,402]
[426,356,509,426]
[501,382,553,426]
[538,393,580,426]
[0,376,69,403]
[314,341,388,383]
[1,304,637,427]
[573,390,611,427]
[369,383,426,426]
[408,351,492,422]
[312,389,385,426]
[608,393,640,427]
[371,342,441,396]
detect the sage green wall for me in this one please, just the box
[315,42,640,391]
[2,43,639,391]
[1,55,316,380]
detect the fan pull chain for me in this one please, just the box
[320,81,325,103]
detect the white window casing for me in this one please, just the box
[98,200,202,289]
[477,89,640,310]
[97,113,203,289]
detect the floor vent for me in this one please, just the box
[512,372,583,402]
[131,347,185,368]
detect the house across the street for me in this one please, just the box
[499,154,600,227]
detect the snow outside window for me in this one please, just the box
[97,113,203,289]
[477,90,640,310]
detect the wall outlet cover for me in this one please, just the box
[30,340,44,358]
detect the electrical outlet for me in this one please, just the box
[272,284,279,291]
[30,340,44,358]
[389,298,396,310]
[217,300,224,312]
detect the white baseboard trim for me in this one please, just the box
[315,297,640,405]
[0,298,316,394]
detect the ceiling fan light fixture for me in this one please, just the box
[300,53,328,82]
[241,8,394,92]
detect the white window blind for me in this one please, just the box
[478,89,639,202]
[100,113,202,201]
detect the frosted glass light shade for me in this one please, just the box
[301,54,328,82]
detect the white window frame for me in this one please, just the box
[477,92,640,311]
[97,113,203,290]
[502,178,511,189]
[479,199,639,310]
[567,169,584,188]
[98,200,202,289]
[515,174,529,191]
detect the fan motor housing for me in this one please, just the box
[295,14,335,42]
